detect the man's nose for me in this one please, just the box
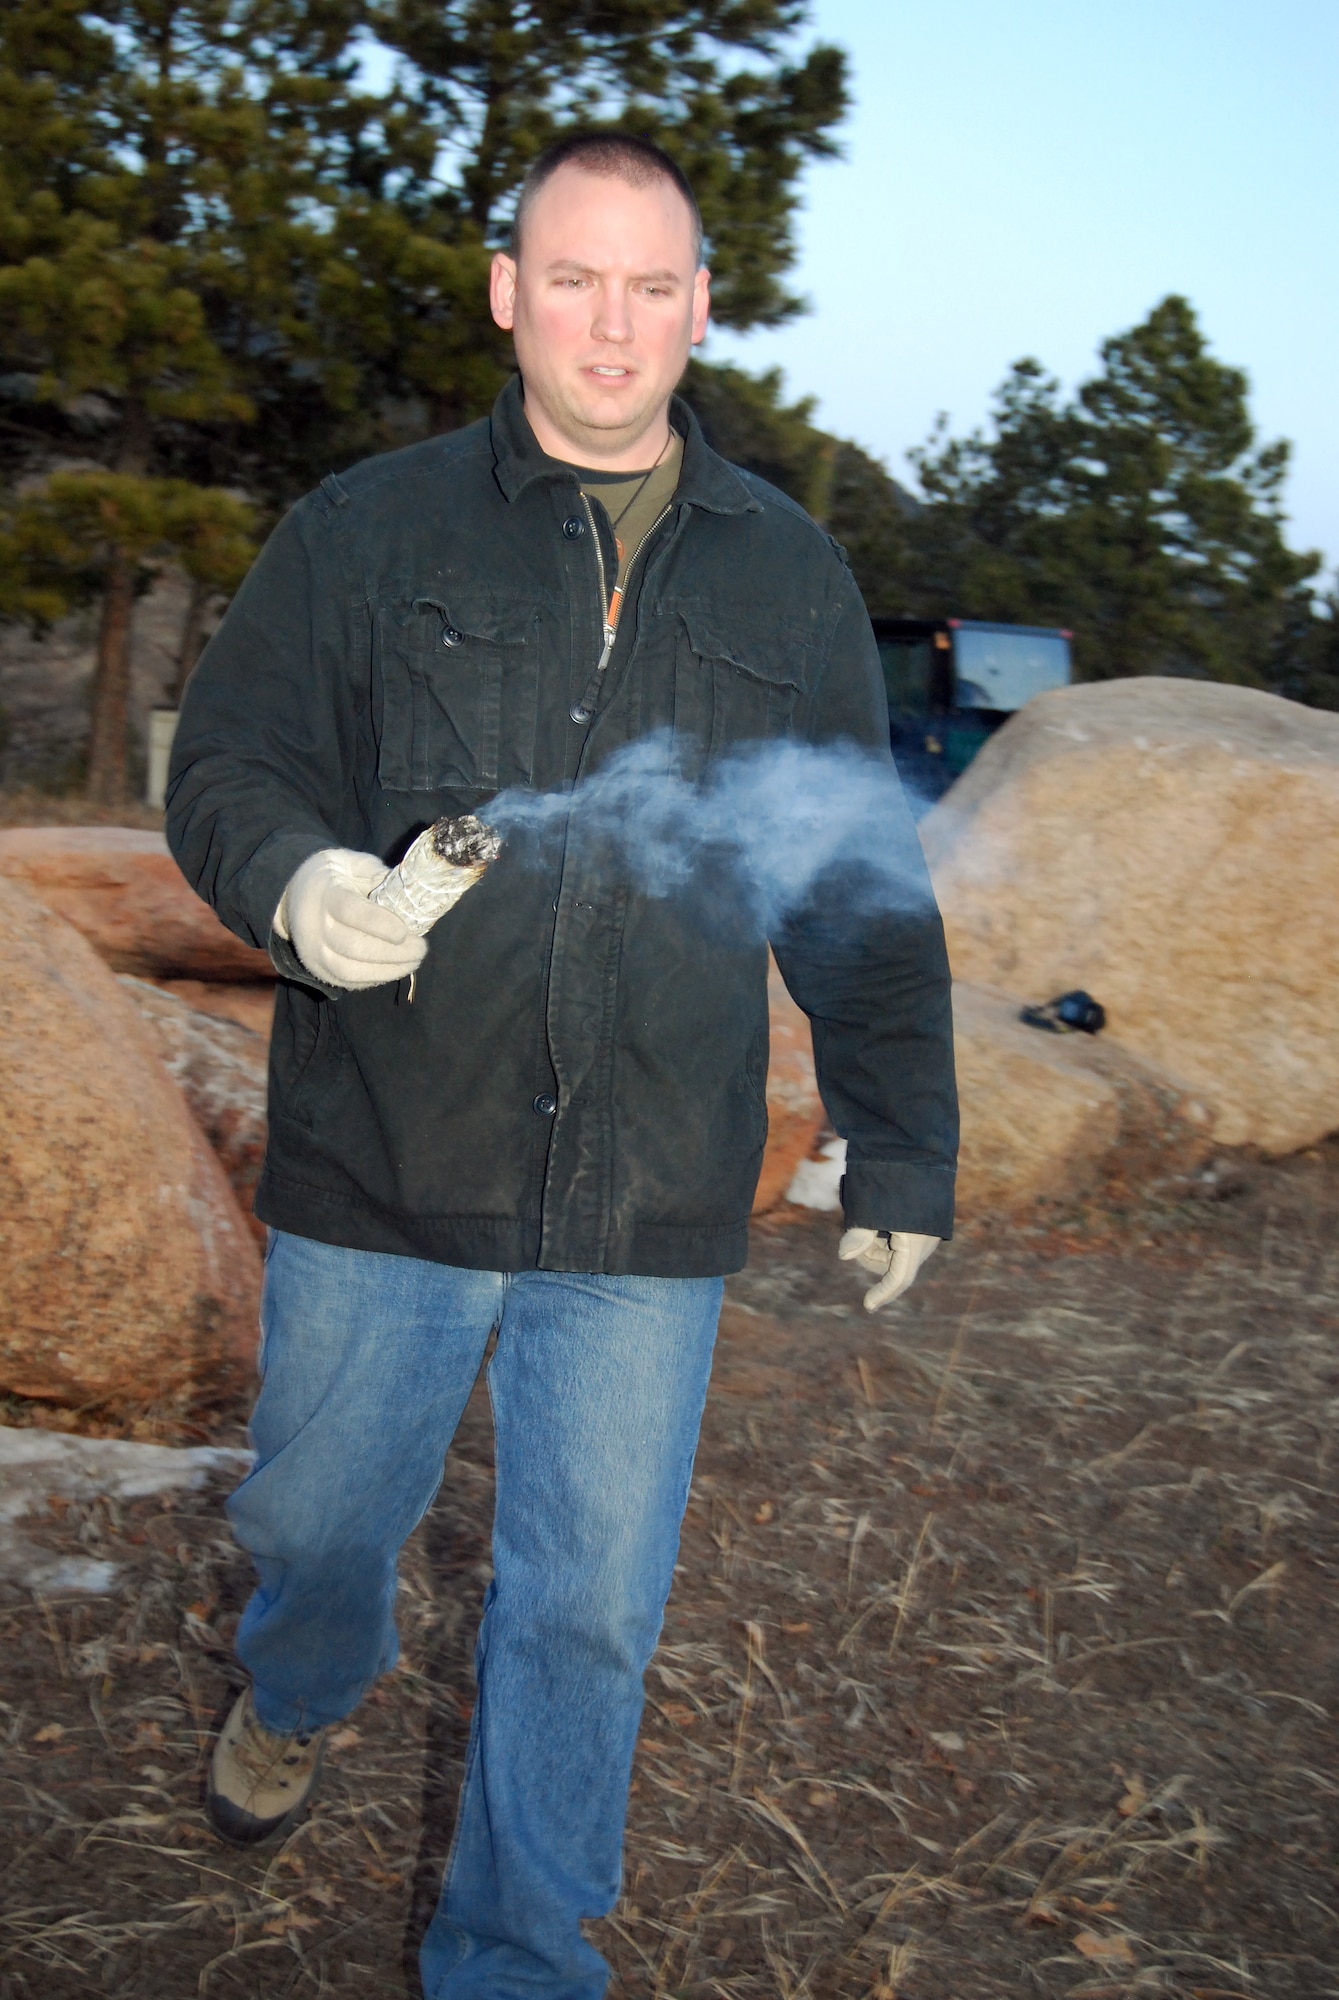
[591,285,633,342]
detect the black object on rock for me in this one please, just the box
[1020,990,1106,1036]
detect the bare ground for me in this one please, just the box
[1,1146,1337,2000]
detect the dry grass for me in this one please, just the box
[1,1144,1337,1997]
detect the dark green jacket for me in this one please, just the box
[166,377,956,1276]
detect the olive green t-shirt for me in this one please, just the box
[576,429,685,604]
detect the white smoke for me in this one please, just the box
[488,733,935,936]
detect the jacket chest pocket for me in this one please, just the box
[375,590,537,793]
[671,602,807,769]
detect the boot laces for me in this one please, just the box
[233,1700,318,1785]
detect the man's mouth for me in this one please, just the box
[588,365,631,378]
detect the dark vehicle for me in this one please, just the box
[872,616,1072,806]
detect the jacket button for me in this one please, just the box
[569,703,592,724]
[441,626,463,647]
[562,516,585,538]
[532,1093,557,1116]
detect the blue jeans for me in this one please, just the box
[227,1230,723,2000]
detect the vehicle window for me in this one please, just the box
[953,626,1070,711]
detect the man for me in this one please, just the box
[167,132,956,2000]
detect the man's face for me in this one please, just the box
[490,164,710,469]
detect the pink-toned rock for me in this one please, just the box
[151,978,276,1039]
[781,983,1213,1224]
[119,978,270,1247]
[0,879,261,1414]
[0,827,274,982]
[922,680,1339,1154]
[953,982,1214,1217]
[754,954,826,1214]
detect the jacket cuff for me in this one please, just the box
[841,1158,956,1241]
[266,927,345,1000]
[237,827,336,952]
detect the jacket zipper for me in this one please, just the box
[580,492,672,675]
[579,493,614,671]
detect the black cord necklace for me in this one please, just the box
[604,430,673,539]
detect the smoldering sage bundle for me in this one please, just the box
[369,816,502,997]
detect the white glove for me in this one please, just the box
[275,849,427,991]
[838,1228,939,1312]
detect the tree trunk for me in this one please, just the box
[85,551,135,805]
[86,396,151,803]
[170,574,210,702]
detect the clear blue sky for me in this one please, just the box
[704,0,1338,576]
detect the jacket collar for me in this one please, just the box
[489,371,758,517]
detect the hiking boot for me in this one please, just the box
[206,1688,327,1846]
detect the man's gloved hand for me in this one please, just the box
[838,1228,939,1312]
[275,849,427,992]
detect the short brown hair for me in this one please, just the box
[511,132,704,268]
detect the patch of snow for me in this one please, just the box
[785,1137,847,1212]
[0,1424,252,1594]
[37,1556,121,1593]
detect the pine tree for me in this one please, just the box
[0,1,850,799]
[905,297,1322,690]
[4,473,256,796]
[370,1,849,328]
[0,0,506,797]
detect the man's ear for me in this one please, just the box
[690,266,711,347]
[490,252,518,331]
